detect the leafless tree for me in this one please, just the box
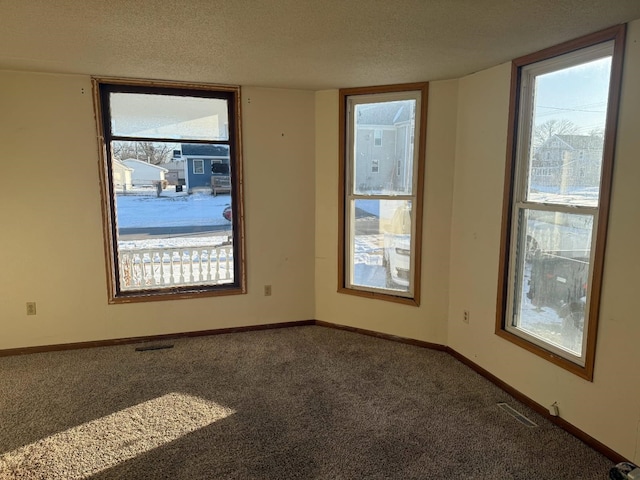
[533,119,579,148]
[112,142,174,165]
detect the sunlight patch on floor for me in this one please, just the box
[0,392,234,479]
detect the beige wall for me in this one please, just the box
[314,81,458,344]
[0,72,316,349]
[447,20,640,461]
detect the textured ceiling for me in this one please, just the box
[1,0,640,90]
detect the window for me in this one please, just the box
[93,78,246,303]
[496,26,625,379]
[211,159,230,175]
[374,129,383,147]
[339,83,428,305]
[193,159,205,174]
[371,159,379,173]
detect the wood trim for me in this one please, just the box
[337,90,347,290]
[233,87,248,294]
[583,23,626,378]
[339,82,431,97]
[494,24,627,381]
[494,329,591,379]
[495,61,520,336]
[336,286,419,306]
[512,24,626,68]
[105,285,247,304]
[446,347,626,463]
[315,320,447,351]
[91,76,241,93]
[337,82,428,306]
[0,320,315,358]
[91,78,120,303]
[412,82,429,307]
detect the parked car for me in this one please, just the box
[382,202,412,290]
[527,250,589,332]
[525,210,592,332]
[223,205,231,222]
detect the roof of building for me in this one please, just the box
[121,158,169,172]
[356,102,412,127]
[181,144,230,157]
[112,159,133,171]
[554,135,603,150]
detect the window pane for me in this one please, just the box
[349,199,412,294]
[353,100,416,196]
[511,209,593,355]
[111,140,234,292]
[110,93,229,141]
[527,56,612,207]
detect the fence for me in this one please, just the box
[119,245,233,290]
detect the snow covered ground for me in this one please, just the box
[115,188,231,251]
[116,188,231,229]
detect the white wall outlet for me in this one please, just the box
[264,285,272,296]
[26,302,37,315]
[549,401,559,417]
[463,310,470,324]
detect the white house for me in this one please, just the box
[121,158,168,186]
[111,159,133,191]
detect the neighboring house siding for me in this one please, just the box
[121,158,168,185]
[164,159,186,185]
[111,159,133,191]
[181,144,231,194]
[532,135,603,192]
[186,158,214,190]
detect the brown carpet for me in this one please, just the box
[0,326,612,479]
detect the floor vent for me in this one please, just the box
[135,344,174,352]
[497,402,538,427]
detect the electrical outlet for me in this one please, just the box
[549,401,559,417]
[264,285,272,296]
[463,310,470,324]
[26,302,37,316]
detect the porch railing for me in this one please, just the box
[118,245,233,290]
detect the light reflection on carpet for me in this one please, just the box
[0,392,234,479]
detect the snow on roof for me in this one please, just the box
[112,159,134,171]
[121,158,169,172]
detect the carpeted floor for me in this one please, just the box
[0,326,612,479]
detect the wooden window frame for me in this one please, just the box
[92,77,246,303]
[495,25,626,380]
[338,83,428,306]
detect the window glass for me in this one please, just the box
[353,100,416,196]
[349,199,413,293]
[527,56,612,207]
[110,93,229,141]
[510,209,593,356]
